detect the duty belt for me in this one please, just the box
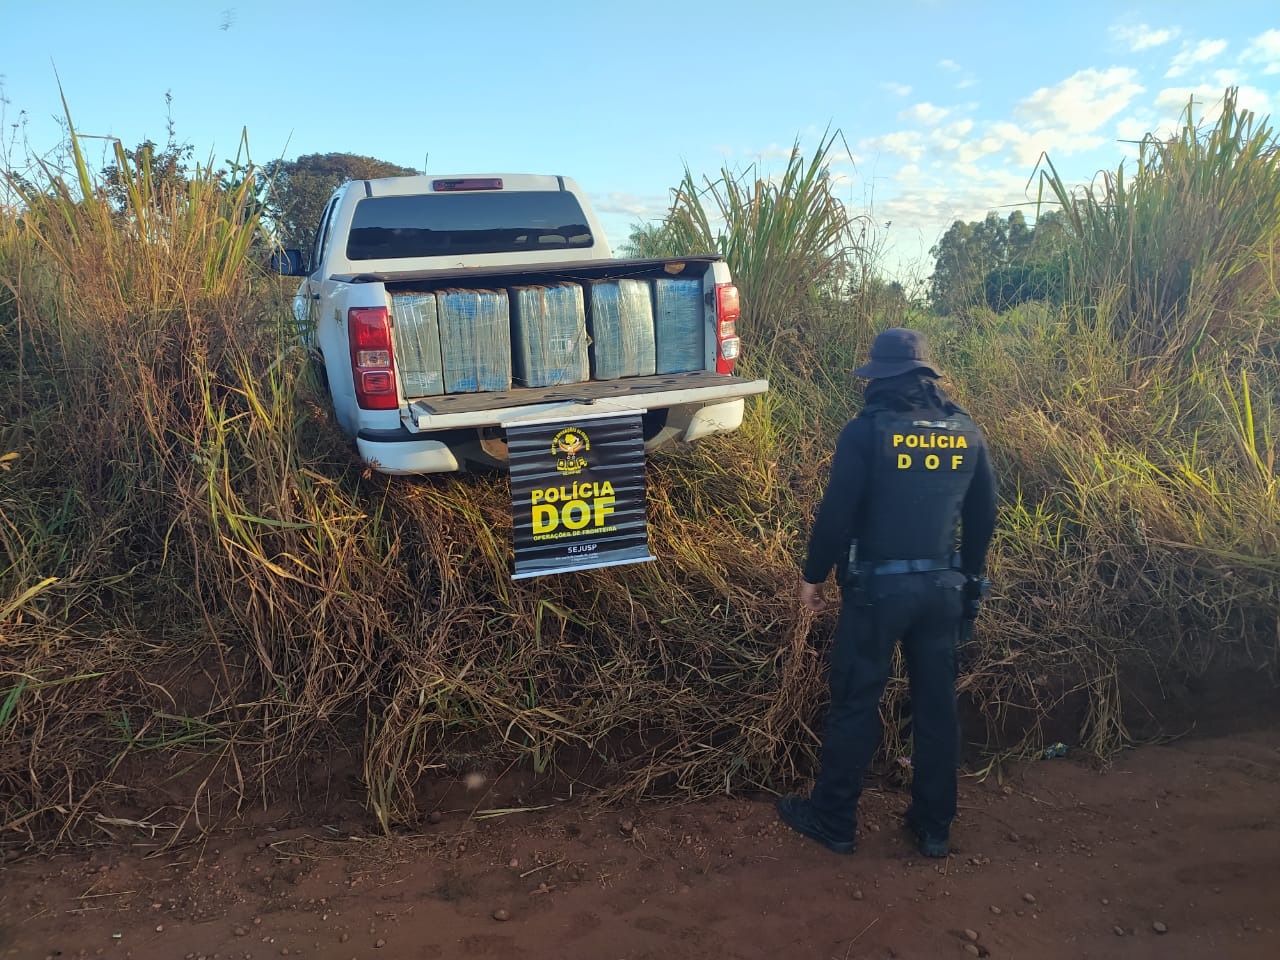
[861,556,959,576]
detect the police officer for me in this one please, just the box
[777,328,997,858]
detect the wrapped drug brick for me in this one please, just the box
[509,283,589,387]
[652,278,705,373]
[389,292,445,397]
[587,279,655,380]
[437,288,512,393]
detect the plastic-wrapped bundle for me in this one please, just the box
[587,279,655,380]
[389,293,445,397]
[652,278,705,373]
[437,289,512,393]
[509,284,589,387]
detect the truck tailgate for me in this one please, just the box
[404,371,768,431]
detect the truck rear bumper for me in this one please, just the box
[357,374,767,475]
[404,371,768,432]
[678,397,745,441]
[356,430,460,475]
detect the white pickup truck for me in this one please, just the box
[274,173,769,474]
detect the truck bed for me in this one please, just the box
[334,255,723,288]
[405,370,768,431]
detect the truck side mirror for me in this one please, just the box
[269,248,308,276]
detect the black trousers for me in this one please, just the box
[809,569,965,841]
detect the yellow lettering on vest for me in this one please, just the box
[925,454,940,470]
[956,435,968,449]
[898,453,912,469]
[892,434,905,447]
[952,454,964,470]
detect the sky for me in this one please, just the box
[2,0,1278,284]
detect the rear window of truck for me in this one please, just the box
[346,191,594,260]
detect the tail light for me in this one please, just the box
[348,306,398,410]
[714,283,741,374]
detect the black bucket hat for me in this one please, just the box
[853,327,942,379]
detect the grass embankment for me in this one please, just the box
[0,93,1276,849]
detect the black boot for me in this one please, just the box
[776,797,856,854]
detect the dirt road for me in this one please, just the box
[3,731,1278,960]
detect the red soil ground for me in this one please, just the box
[2,729,1278,960]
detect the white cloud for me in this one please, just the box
[989,120,1103,167]
[1165,39,1228,78]
[873,166,1037,255]
[1115,116,1156,142]
[1155,86,1199,114]
[926,119,972,144]
[930,130,964,153]
[955,135,1005,164]
[1018,67,1144,134]
[1242,29,1280,74]
[860,130,925,163]
[1150,85,1273,138]
[1110,23,1176,52]
[883,82,913,97]
[1156,85,1265,115]
[752,144,800,161]
[591,192,668,219]
[901,102,949,125]
[938,58,977,89]
[825,151,864,169]
[1230,85,1274,117]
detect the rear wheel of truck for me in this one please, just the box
[308,349,330,395]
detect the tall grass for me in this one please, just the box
[1040,87,1280,366]
[661,131,873,371]
[1,94,1277,850]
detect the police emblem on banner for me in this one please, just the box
[506,411,653,579]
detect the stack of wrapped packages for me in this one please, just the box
[391,275,703,398]
[509,283,590,387]
[652,278,705,373]
[389,292,445,397]
[436,289,513,393]
[587,279,656,380]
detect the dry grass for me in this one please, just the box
[1,98,1277,853]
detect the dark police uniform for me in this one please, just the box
[780,328,997,858]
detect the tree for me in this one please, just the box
[618,221,680,258]
[262,153,418,251]
[928,209,1065,314]
[1027,209,1069,260]
[928,219,983,315]
[1006,209,1033,263]
[100,137,194,211]
[982,257,1067,311]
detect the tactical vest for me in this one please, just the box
[856,407,983,563]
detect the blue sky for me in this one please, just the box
[2,0,1278,282]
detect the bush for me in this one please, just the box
[1,103,1276,850]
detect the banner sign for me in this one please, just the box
[506,411,653,579]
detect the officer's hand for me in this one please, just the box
[799,579,829,614]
